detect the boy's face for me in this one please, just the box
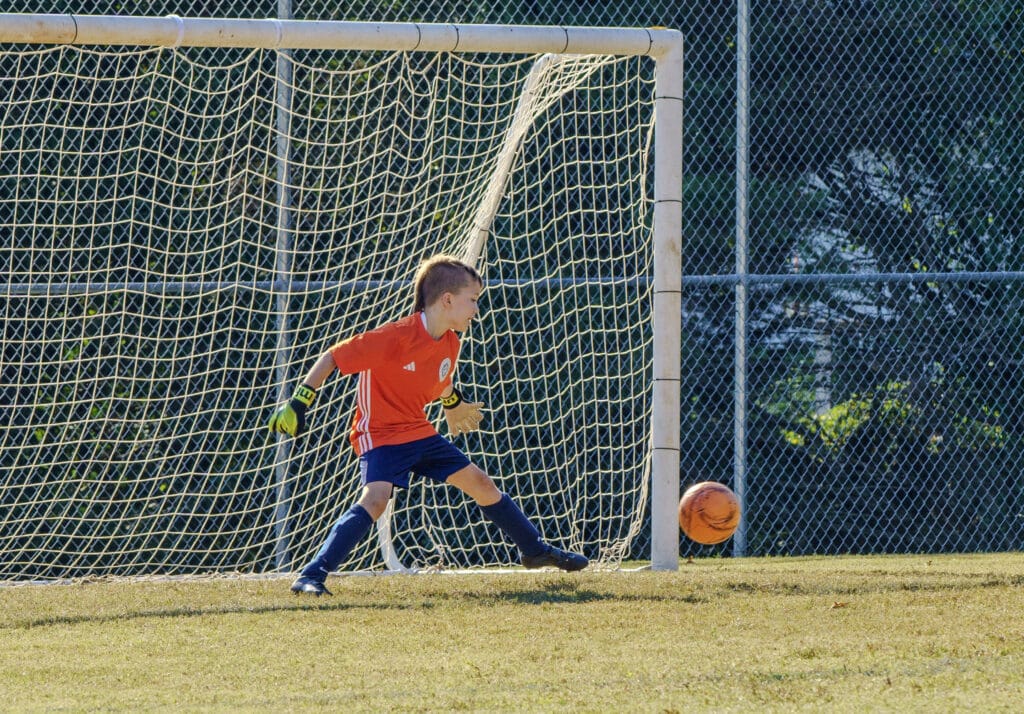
[444,281,482,332]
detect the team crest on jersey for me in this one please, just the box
[438,358,452,382]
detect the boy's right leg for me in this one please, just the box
[291,482,392,595]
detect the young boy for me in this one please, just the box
[269,254,587,595]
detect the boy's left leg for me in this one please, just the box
[446,464,588,572]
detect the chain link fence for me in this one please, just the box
[9,1,1024,558]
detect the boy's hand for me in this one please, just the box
[268,385,317,437]
[441,387,484,435]
[445,400,485,435]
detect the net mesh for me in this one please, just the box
[0,43,656,581]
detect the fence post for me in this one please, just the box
[733,0,750,557]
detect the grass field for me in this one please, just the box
[3,553,1024,712]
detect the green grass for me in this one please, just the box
[3,553,1024,712]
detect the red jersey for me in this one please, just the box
[330,313,459,455]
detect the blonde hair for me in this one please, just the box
[412,255,482,312]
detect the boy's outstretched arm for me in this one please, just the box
[268,351,336,437]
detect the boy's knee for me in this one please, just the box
[357,483,393,520]
[448,465,501,504]
[465,464,490,484]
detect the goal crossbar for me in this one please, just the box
[0,14,680,58]
[0,14,683,576]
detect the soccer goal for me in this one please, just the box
[0,15,682,582]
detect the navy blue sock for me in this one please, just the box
[479,493,545,557]
[300,504,374,580]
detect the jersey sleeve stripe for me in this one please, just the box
[357,369,373,454]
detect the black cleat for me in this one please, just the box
[521,545,589,572]
[290,576,332,596]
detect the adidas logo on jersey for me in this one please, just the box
[403,362,416,372]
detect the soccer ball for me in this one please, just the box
[678,481,740,545]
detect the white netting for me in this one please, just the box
[0,40,657,581]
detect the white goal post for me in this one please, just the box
[0,15,682,581]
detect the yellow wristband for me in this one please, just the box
[292,384,317,408]
[440,388,463,409]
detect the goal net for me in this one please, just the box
[0,17,682,582]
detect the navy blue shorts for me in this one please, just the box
[359,434,471,489]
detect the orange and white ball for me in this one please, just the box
[678,481,740,545]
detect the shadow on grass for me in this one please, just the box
[483,579,707,606]
[14,569,1020,631]
[4,579,709,631]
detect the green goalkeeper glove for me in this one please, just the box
[268,384,317,437]
[442,387,485,436]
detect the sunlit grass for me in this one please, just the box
[3,553,1023,711]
